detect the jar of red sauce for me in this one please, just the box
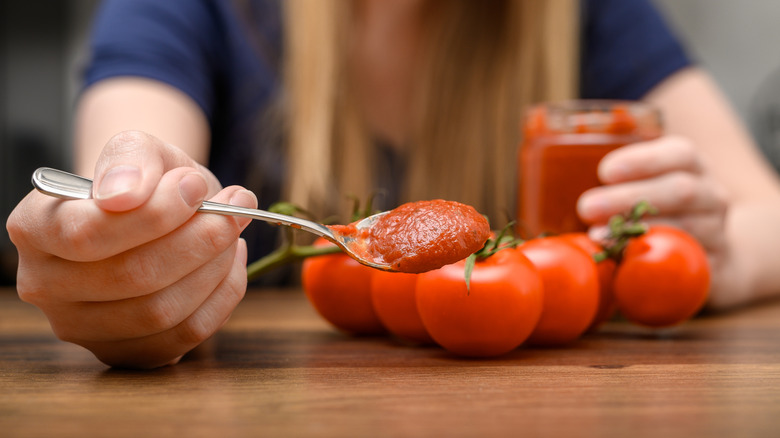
[517,100,662,237]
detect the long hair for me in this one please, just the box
[282,0,579,224]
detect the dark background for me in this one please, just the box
[1,0,96,283]
[2,0,780,284]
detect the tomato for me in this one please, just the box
[613,225,710,328]
[560,232,617,331]
[301,238,386,335]
[518,236,600,346]
[370,271,433,344]
[415,249,543,357]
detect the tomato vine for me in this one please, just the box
[245,202,341,281]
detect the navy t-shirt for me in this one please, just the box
[82,0,690,266]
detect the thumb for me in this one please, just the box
[91,130,202,212]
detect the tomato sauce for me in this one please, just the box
[329,200,490,273]
[518,101,662,237]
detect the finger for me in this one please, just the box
[46,241,240,342]
[21,186,257,302]
[578,172,728,224]
[79,238,249,369]
[91,130,222,211]
[19,167,208,262]
[599,136,703,184]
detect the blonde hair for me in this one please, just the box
[282,0,579,224]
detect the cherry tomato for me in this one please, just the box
[302,238,386,335]
[370,271,433,344]
[518,236,600,346]
[560,232,617,331]
[613,225,710,328]
[415,249,543,357]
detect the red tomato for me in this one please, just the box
[613,225,710,328]
[518,236,600,346]
[370,271,433,344]
[302,238,386,335]
[560,232,617,331]
[415,249,543,357]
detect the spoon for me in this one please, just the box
[31,167,393,271]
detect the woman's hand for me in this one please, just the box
[576,69,780,310]
[578,135,730,248]
[577,135,735,305]
[6,130,257,368]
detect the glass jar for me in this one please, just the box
[517,100,662,237]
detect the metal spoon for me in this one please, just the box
[31,167,393,271]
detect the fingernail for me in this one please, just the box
[96,165,141,200]
[179,173,208,207]
[229,190,257,209]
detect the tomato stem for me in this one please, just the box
[245,198,375,281]
[348,193,382,222]
[600,200,657,262]
[593,251,609,263]
[463,221,524,293]
[246,242,342,281]
[630,200,658,222]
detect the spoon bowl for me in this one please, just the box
[31,167,395,271]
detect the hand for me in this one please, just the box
[577,135,730,252]
[6,131,257,368]
[576,136,741,307]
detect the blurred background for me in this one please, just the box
[2,0,780,284]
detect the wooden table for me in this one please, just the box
[2,287,779,438]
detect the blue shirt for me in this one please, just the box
[83,0,691,267]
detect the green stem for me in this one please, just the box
[600,201,657,263]
[246,243,342,282]
[246,200,358,281]
[463,223,525,293]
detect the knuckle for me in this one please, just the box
[58,218,106,261]
[671,137,702,170]
[5,208,24,244]
[668,173,698,205]
[175,315,216,346]
[711,183,731,213]
[173,274,246,346]
[14,258,62,307]
[138,295,183,334]
[224,274,248,306]
[112,254,166,294]
[137,203,183,235]
[9,198,101,262]
[198,223,238,254]
[15,274,46,306]
[104,130,152,155]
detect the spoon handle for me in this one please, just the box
[198,201,333,238]
[32,167,93,200]
[31,167,335,240]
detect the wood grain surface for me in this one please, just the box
[1,288,779,438]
